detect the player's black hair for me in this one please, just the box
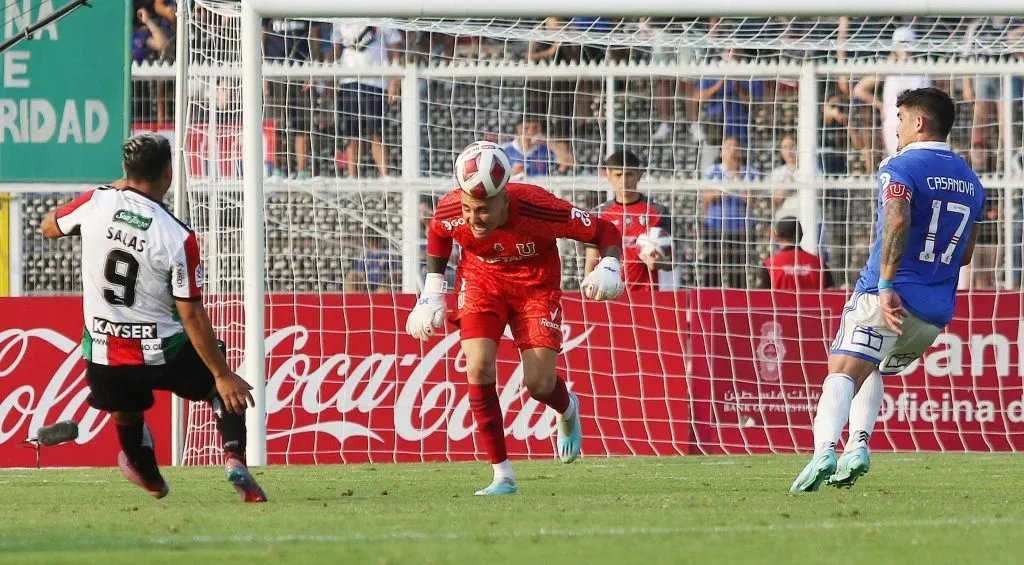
[896,87,956,139]
[774,217,803,244]
[604,149,643,170]
[123,133,171,182]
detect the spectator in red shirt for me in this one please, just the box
[757,217,833,290]
[585,149,673,290]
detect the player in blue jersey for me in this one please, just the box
[790,88,986,492]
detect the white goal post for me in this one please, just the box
[162,0,1024,465]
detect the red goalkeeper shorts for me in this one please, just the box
[450,277,563,351]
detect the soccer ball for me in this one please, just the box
[636,227,673,260]
[455,141,512,198]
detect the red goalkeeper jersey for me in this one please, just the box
[426,182,621,289]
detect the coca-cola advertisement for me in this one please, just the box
[5,291,1024,467]
[0,298,171,467]
[262,292,691,464]
[688,290,1024,454]
[0,294,691,467]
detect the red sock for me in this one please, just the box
[468,383,508,464]
[532,376,570,414]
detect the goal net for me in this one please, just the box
[175,2,1024,464]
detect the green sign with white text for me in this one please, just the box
[0,1,129,182]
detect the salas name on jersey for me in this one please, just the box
[855,141,985,327]
[107,225,147,253]
[54,186,203,366]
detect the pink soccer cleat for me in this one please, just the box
[117,451,169,499]
[224,454,268,503]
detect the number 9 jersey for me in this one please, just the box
[855,141,986,327]
[55,186,203,366]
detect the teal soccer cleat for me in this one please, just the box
[557,393,583,463]
[225,454,268,503]
[828,447,871,489]
[789,449,837,493]
[474,477,518,496]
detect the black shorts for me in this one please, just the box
[86,340,217,413]
[337,83,386,139]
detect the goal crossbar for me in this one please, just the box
[246,0,1024,18]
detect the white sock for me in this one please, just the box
[560,394,578,422]
[812,373,855,454]
[492,459,514,482]
[846,371,883,452]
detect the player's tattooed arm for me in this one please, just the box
[424,216,454,274]
[425,254,449,275]
[600,246,623,261]
[586,215,622,262]
[879,198,911,277]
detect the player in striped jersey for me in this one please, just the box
[41,134,267,502]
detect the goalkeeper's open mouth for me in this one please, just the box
[471,224,491,238]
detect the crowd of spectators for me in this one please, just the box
[132,0,176,63]
[118,15,1024,295]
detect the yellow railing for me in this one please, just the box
[0,194,8,296]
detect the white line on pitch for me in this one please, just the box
[0,516,1015,551]
[0,479,112,485]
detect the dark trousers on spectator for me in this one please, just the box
[701,230,750,288]
[819,151,848,176]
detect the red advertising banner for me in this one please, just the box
[0,294,690,467]
[0,298,171,467]
[687,290,1024,454]
[262,292,690,464]
[4,291,1022,467]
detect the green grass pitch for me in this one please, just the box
[0,454,1020,564]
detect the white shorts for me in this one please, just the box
[830,292,942,375]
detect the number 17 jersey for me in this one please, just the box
[55,186,203,366]
[855,141,985,327]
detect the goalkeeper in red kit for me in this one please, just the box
[405,142,625,495]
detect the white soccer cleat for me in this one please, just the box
[557,393,583,463]
[789,449,837,493]
[474,477,518,496]
[828,447,871,489]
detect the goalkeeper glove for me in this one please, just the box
[581,257,625,301]
[406,273,447,340]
